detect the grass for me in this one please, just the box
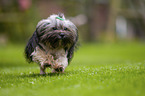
[0,42,145,96]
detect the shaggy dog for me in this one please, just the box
[25,13,78,74]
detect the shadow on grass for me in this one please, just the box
[19,71,77,78]
[20,73,64,78]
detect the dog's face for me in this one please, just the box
[36,14,78,49]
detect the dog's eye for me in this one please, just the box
[52,27,57,30]
[64,27,68,30]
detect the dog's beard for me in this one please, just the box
[39,31,75,49]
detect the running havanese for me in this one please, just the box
[25,13,78,74]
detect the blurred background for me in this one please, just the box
[0,0,145,45]
[1,1,145,95]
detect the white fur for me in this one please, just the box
[31,44,68,71]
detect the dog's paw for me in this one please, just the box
[43,56,54,68]
[52,66,64,73]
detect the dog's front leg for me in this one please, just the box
[52,56,68,73]
[39,55,55,74]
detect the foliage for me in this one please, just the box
[0,42,145,96]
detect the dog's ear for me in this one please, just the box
[25,31,39,63]
[67,42,79,64]
[67,29,79,64]
[67,44,75,64]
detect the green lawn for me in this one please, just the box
[0,42,145,96]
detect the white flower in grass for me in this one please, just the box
[29,81,34,84]
[20,73,23,75]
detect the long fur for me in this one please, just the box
[25,31,39,62]
[24,13,78,73]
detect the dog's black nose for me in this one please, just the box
[59,33,65,38]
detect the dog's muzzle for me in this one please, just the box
[57,32,65,39]
[59,33,65,39]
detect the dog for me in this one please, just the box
[25,13,78,74]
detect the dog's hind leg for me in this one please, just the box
[40,67,46,74]
[40,64,46,74]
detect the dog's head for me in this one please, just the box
[36,13,78,49]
